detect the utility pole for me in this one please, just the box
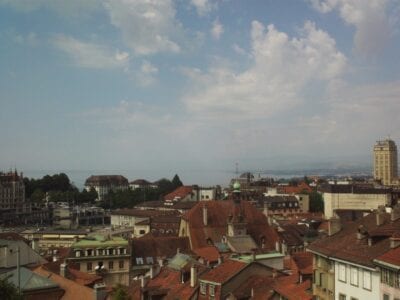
[17,245,20,294]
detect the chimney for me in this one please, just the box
[328,215,341,236]
[150,265,155,279]
[203,205,208,226]
[93,283,107,300]
[60,263,67,278]
[390,235,400,249]
[357,225,367,240]
[158,258,164,267]
[177,248,180,254]
[218,256,223,265]
[272,269,277,278]
[190,265,197,288]
[391,204,400,222]
[251,251,256,261]
[140,276,148,288]
[376,206,386,226]
[32,238,39,252]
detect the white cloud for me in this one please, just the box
[233,43,247,55]
[191,0,215,16]
[308,0,393,56]
[136,60,159,86]
[182,20,346,120]
[53,35,129,69]
[104,0,181,55]
[211,19,224,40]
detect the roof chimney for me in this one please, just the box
[376,206,386,226]
[93,283,107,300]
[202,205,208,226]
[190,265,197,288]
[391,204,400,222]
[390,234,400,249]
[140,276,148,288]
[60,263,67,278]
[328,215,341,236]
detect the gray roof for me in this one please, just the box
[0,267,59,292]
[226,235,258,253]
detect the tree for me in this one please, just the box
[309,191,324,213]
[171,174,183,189]
[0,276,23,300]
[113,284,130,300]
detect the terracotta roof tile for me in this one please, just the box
[292,252,313,275]
[308,212,400,268]
[33,265,97,300]
[164,186,193,201]
[183,200,279,251]
[375,245,400,267]
[273,276,312,300]
[199,259,247,283]
[192,246,220,263]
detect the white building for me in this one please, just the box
[84,175,129,201]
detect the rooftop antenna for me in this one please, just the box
[235,162,239,178]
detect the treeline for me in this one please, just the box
[99,175,183,209]
[24,173,184,209]
[24,173,98,204]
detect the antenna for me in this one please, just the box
[235,162,238,178]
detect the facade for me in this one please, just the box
[84,175,129,201]
[374,139,398,185]
[308,207,400,300]
[0,170,26,211]
[129,179,157,190]
[67,235,130,286]
[320,184,394,219]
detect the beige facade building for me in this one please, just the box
[374,139,398,185]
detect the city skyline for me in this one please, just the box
[1,0,400,176]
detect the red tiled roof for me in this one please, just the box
[143,267,198,300]
[308,212,400,268]
[279,182,312,194]
[199,259,247,283]
[183,200,279,250]
[33,265,97,300]
[164,186,193,201]
[230,275,275,299]
[292,252,313,275]
[193,246,220,263]
[132,236,191,261]
[375,245,400,267]
[273,275,312,300]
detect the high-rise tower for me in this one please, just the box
[373,139,398,185]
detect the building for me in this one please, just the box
[129,179,157,190]
[0,170,26,211]
[0,238,47,269]
[21,229,88,253]
[308,206,400,300]
[179,198,280,253]
[84,175,129,201]
[374,139,398,185]
[66,235,130,286]
[320,183,395,219]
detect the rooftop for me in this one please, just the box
[72,235,128,248]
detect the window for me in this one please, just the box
[339,294,346,300]
[136,257,144,265]
[139,230,145,235]
[383,294,389,300]
[363,270,372,290]
[350,267,358,286]
[338,263,346,282]
[108,261,114,270]
[350,298,358,300]
[87,262,92,271]
[200,282,206,295]
[209,284,215,296]
[119,260,124,269]
[146,257,154,264]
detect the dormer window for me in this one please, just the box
[200,282,207,295]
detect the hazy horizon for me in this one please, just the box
[1,1,399,178]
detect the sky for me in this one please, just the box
[1,0,400,184]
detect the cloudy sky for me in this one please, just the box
[1,0,400,183]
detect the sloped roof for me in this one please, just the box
[374,245,400,268]
[199,259,247,283]
[143,267,198,300]
[226,235,258,253]
[229,275,275,299]
[0,267,59,292]
[33,265,96,300]
[164,186,193,201]
[192,246,220,263]
[182,200,279,251]
[278,182,312,194]
[0,232,29,244]
[273,275,312,300]
[308,212,400,268]
[292,252,313,275]
[132,236,191,261]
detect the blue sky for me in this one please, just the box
[1,0,400,183]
